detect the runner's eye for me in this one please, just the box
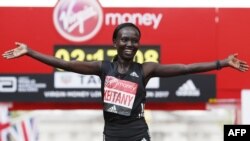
[131,39,139,44]
[120,37,139,44]
[120,37,129,42]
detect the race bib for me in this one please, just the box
[103,76,138,116]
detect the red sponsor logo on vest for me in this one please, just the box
[105,76,138,94]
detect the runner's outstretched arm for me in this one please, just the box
[2,42,102,75]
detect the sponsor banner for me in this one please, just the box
[0,74,102,102]
[0,45,216,102]
[0,45,215,102]
[146,74,216,102]
[0,0,218,102]
[55,71,159,89]
[1,0,250,101]
[0,74,215,102]
[52,0,163,42]
[54,72,101,89]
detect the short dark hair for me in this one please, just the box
[112,22,141,42]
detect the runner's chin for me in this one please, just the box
[123,52,135,60]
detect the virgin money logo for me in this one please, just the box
[53,0,103,42]
[104,76,138,93]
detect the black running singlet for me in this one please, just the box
[100,61,149,138]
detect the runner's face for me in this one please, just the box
[114,27,140,61]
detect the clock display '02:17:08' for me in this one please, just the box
[54,45,160,71]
